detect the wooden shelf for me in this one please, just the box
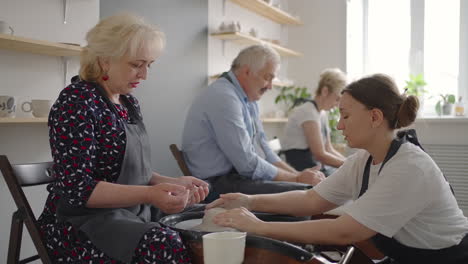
[211,32,302,57]
[209,73,292,87]
[230,0,302,25]
[0,33,82,57]
[261,117,288,123]
[0,117,48,124]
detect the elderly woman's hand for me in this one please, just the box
[213,207,264,234]
[146,183,190,214]
[172,176,210,205]
[206,193,252,210]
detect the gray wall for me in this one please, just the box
[101,0,209,176]
[288,0,347,89]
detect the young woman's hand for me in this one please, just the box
[206,193,252,210]
[146,183,190,214]
[213,207,264,234]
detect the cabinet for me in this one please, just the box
[0,33,82,124]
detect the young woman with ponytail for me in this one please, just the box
[206,74,468,264]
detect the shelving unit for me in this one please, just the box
[229,0,302,25]
[211,32,302,57]
[0,33,82,57]
[0,117,48,124]
[0,34,81,124]
[209,73,292,87]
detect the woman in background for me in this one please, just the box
[281,68,347,175]
[38,13,208,263]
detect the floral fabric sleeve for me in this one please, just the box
[48,85,99,207]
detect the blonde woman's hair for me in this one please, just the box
[315,68,347,97]
[79,13,165,82]
[231,44,280,73]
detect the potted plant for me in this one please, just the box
[274,85,311,115]
[435,94,456,116]
[404,74,427,97]
[328,107,344,143]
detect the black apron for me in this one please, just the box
[56,83,159,263]
[207,73,311,197]
[358,129,468,264]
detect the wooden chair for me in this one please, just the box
[169,144,192,176]
[0,155,53,264]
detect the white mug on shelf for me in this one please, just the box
[0,95,17,118]
[0,20,14,35]
[21,99,53,118]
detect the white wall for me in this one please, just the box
[262,0,347,140]
[0,0,99,261]
[288,0,347,90]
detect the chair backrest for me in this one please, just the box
[0,155,53,264]
[169,144,192,176]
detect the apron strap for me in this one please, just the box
[91,79,141,123]
[358,129,454,198]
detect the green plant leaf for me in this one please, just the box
[435,101,442,116]
[447,94,456,104]
[275,96,281,104]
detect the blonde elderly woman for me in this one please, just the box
[281,68,347,176]
[37,14,208,263]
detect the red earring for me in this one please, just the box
[102,74,109,81]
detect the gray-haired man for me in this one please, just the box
[182,45,324,200]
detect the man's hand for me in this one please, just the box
[296,169,325,186]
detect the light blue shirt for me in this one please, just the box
[182,71,280,180]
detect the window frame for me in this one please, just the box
[347,0,468,114]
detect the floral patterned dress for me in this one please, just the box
[37,80,191,263]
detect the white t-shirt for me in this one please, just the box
[281,102,329,151]
[314,142,468,249]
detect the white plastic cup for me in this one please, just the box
[203,231,246,264]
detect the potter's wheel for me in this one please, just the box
[159,211,314,262]
[174,218,202,230]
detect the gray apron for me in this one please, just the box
[208,73,311,196]
[56,84,159,263]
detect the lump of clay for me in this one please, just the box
[191,208,236,232]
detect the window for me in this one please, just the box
[347,0,467,116]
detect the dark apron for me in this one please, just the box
[206,73,311,198]
[56,83,159,263]
[358,129,468,264]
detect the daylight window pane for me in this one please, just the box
[424,0,460,114]
[367,0,410,89]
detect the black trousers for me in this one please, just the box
[283,148,336,176]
